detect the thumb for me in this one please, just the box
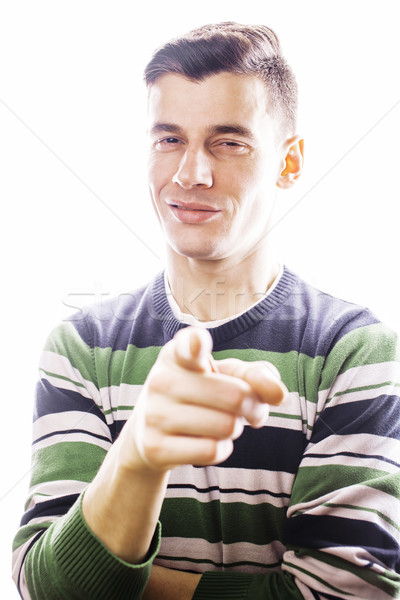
[174,326,214,372]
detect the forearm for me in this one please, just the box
[22,494,161,600]
[143,567,304,600]
[142,565,201,600]
[82,420,170,564]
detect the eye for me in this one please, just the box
[154,137,183,151]
[214,139,249,154]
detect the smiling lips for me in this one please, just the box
[168,201,221,224]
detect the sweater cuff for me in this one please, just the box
[49,494,161,598]
[192,572,253,600]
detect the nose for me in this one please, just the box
[172,148,213,189]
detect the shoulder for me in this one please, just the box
[45,272,166,354]
[284,268,397,355]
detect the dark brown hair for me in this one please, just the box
[144,22,298,137]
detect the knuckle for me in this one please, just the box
[227,384,246,411]
[219,414,237,438]
[143,434,164,464]
[145,410,164,430]
[147,368,170,394]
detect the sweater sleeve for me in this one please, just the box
[12,318,160,599]
[192,321,400,600]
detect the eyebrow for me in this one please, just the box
[208,124,255,140]
[150,123,184,136]
[150,122,255,140]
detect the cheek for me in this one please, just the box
[147,154,177,193]
[147,155,160,194]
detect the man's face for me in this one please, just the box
[147,72,288,264]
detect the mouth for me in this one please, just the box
[168,202,219,212]
[167,202,221,224]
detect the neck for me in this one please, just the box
[166,244,280,322]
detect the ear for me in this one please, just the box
[277,137,304,190]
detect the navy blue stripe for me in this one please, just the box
[220,426,306,473]
[284,514,400,571]
[312,396,400,443]
[33,429,111,445]
[20,494,80,526]
[34,380,107,425]
[167,483,291,499]
[71,279,167,351]
[68,267,378,358]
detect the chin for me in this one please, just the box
[171,240,223,261]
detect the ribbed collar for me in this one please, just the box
[151,265,299,348]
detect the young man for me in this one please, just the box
[13,22,400,600]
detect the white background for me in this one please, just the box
[1,0,399,596]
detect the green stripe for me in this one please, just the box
[100,345,162,387]
[12,521,54,552]
[269,411,302,421]
[45,322,399,405]
[30,442,107,487]
[213,349,323,399]
[290,465,399,506]
[363,471,400,500]
[160,498,286,545]
[320,323,400,392]
[44,321,97,386]
[103,404,135,416]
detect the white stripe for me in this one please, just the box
[303,432,400,471]
[323,546,387,572]
[302,452,399,473]
[12,546,33,600]
[324,382,399,409]
[168,464,295,500]
[18,515,58,527]
[165,483,289,507]
[33,410,111,443]
[295,578,323,600]
[108,383,142,406]
[322,361,399,403]
[283,550,393,599]
[40,350,101,403]
[39,369,93,399]
[160,537,285,567]
[267,392,306,432]
[28,479,88,500]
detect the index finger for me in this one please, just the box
[173,326,214,373]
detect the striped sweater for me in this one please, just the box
[12,267,400,599]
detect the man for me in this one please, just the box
[12,22,400,600]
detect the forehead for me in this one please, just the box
[147,72,273,133]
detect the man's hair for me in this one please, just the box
[144,22,298,137]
